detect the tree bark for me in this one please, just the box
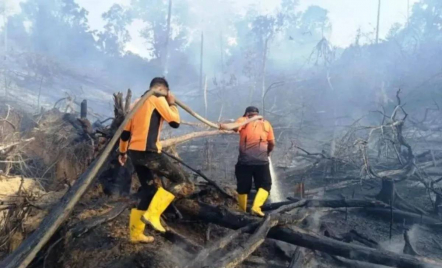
[359,208,440,227]
[375,178,429,215]
[177,200,442,268]
[80,100,87,119]
[3,0,7,56]
[244,256,287,268]
[163,0,172,75]
[263,198,389,212]
[210,216,279,268]
[261,36,269,115]
[0,89,159,268]
[376,178,395,205]
[203,75,208,118]
[200,31,204,98]
[288,247,304,268]
[376,0,381,44]
[184,223,259,268]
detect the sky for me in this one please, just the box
[297,0,418,46]
[6,0,419,57]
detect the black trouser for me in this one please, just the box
[129,150,192,210]
[235,163,272,194]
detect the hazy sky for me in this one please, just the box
[76,0,418,57]
[7,0,419,57]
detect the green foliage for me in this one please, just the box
[410,0,442,39]
[20,0,97,60]
[299,6,331,38]
[97,4,132,56]
[2,0,442,124]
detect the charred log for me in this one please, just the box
[184,223,258,268]
[177,200,442,268]
[357,208,441,227]
[209,215,279,268]
[0,89,158,268]
[288,247,304,268]
[324,228,379,249]
[165,227,203,253]
[263,198,390,212]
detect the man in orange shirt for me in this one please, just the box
[221,106,275,216]
[119,77,193,243]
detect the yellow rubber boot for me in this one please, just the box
[142,187,175,233]
[237,194,247,212]
[129,209,154,243]
[251,188,269,217]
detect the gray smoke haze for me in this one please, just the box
[0,0,441,147]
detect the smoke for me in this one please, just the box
[164,242,193,267]
[3,0,441,126]
[379,225,420,254]
[306,210,326,231]
[2,1,442,213]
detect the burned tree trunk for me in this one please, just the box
[210,216,279,268]
[162,0,172,75]
[288,247,304,268]
[0,89,157,268]
[184,223,259,268]
[359,208,440,227]
[80,100,87,119]
[375,178,429,215]
[109,89,132,135]
[177,200,442,268]
[263,198,390,212]
[376,178,395,205]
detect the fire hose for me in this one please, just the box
[148,90,263,130]
[0,88,262,268]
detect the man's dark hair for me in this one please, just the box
[150,77,169,89]
[243,106,259,116]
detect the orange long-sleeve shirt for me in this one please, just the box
[119,95,180,153]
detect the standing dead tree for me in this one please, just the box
[333,89,414,180]
[109,89,132,135]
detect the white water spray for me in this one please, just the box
[269,157,285,202]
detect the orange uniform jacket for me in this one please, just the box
[119,95,180,154]
[235,117,275,165]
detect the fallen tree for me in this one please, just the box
[262,198,390,211]
[261,197,442,228]
[0,88,264,268]
[0,89,163,268]
[177,200,442,268]
[209,215,279,268]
